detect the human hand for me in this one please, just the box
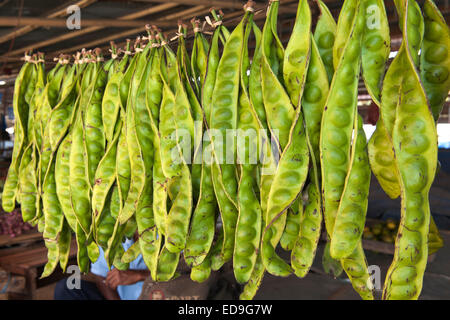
[105,269,142,290]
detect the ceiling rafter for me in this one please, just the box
[132,0,256,10]
[49,5,210,57]
[0,2,179,59]
[0,16,171,28]
[0,0,97,45]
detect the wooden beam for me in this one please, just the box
[52,5,209,56]
[1,3,178,58]
[0,16,165,28]
[132,0,253,10]
[0,0,97,45]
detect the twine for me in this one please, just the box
[205,16,222,28]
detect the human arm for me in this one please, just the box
[84,272,121,300]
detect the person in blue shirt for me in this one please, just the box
[54,232,148,300]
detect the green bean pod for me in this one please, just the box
[260,0,312,277]
[30,59,46,153]
[92,120,122,230]
[320,0,363,237]
[290,37,328,271]
[122,239,141,264]
[249,22,276,223]
[383,0,438,300]
[341,243,374,300]
[261,111,309,277]
[291,177,321,277]
[333,0,358,69]
[201,24,221,125]
[69,105,92,236]
[233,12,263,284]
[184,147,217,266]
[152,144,168,236]
[280,199,302,252]
[260,1,294,151]
[394,0,424,67]
[137,180,161,280]
[248,22,267,130]
[113,245,129,271]
[283,0,311,108]
[210,13,248,205]
[95,186,117,250]
[322,241,343,277]
[165,165,193,253]
[184,25,222,268]
[48,74,78,152]
[190,253,212,283]
[18,144,38,222]
[239,252,265,300]
[208,17,249,267]
[116,118,131,214]
[41,239,60,278]
[368,122,402,200]
[75,222,90,274]
[156,245,180,282]
[361,0,390,106]
[420,0,450,122]
[176,29,202,202]
[42,154,65,242]
[313,0,336,83]
[84,67,108,188]
[117,54,149,224]
[102,73,124,143]
[2,62,33,212]
[38,63,66,147]
[55,133,78,231]
[191,20,209,97]
[330,116,371,259]
[58,220,72,272]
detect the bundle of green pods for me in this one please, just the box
[2,0,448,300]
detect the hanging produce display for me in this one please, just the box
[1,0,448,300]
